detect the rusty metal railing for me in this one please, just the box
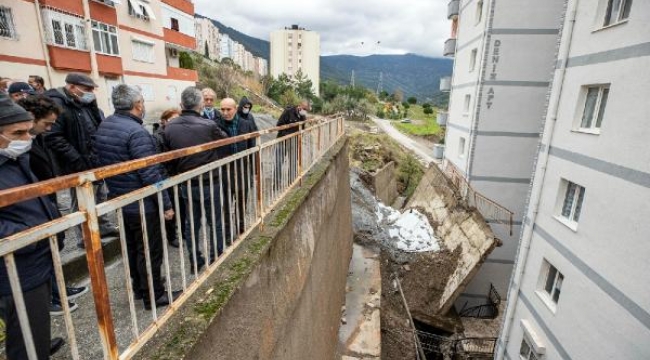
[0,115,345,359]
[443,161,514,236]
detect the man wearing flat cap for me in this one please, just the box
[45,72,118,243]
[7,82,35,102]
[0,92,57,359]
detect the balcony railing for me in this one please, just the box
[444,38,457,57]
[440,76,451,92]
[447,0,460,19]
[437,111,448,126]
[0,116,345,359]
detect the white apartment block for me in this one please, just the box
[498,1,650,359]
[0,0,197,121]
[442,0,565,308]
[194,16,221,60]
[255,56,268,77]
[220,33,234,60]
[270,25,320,96]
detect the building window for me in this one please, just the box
[170,18,179,31]
[0,6,17,39]
[579,85,609,132]
[92,21,119,55]
[539,259,564,307]
[132,39,154,63]
[458,137,466,158]
[42,9,87,51]
[464,94,471,113]
[127,0,155,21]
[469,48,478,72]
[475,0,484,24]
[559,180,585,224]
[519,337,541,360]
[603,0,632,26]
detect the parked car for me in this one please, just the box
[400,118,412,123]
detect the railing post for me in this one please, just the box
[297,124,303,186]
[75,180,118,359]
[255,145,264,228]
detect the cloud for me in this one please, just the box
[193,0,449,57]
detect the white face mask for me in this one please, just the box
[0,137,32,159]
[242,108,250,115]
[299,109,308,117]
[79,91,96,104]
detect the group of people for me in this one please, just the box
[0,71,312,359]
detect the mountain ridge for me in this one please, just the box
[196,14,452,102]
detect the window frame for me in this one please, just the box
[603,0,632,27]
[463,94,471,114]
[131,39,155,63]
[536,259,565,313]
[458,137,466,158]
[519,337,541,360]
[469,48,478,72]
[43,9,88,51]
[0,6,17,40]
[170,17,179,31]
[92,20,119,56]
[475,0,484,25]
[576,84,609,134]
[556,179,585,229]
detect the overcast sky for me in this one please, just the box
[193,0,449,58]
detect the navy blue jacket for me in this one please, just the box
[0,154,54,296]
[93,111,171,215]
[217,114,258,157]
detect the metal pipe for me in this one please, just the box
[33,0,54,89]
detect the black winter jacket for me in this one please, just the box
[276,106,305,138]
[0,154,54,295]
[44,87,105,174]
[236,97,256,124]
[164,110,228,176]
[93,111,171,215]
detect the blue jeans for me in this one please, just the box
[181,181,223,268]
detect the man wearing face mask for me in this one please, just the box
[0,93,57,359]
[44,73,118,244]
[276,99,310,138]
[201,87,221,122]
[236,96,256,125]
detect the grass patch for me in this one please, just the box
[392,105,443,137]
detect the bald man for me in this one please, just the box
[217,98,258,243]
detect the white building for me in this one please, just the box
[498,1,650,359]
[255,57,268,77]
[219,33,234,60]
[270,24,320,96]
[194,17,221,60]
[442,0,565,308]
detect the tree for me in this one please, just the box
[407,96,417,105]
[423,107,434,116]
[393,88,404,103]
[294,69,314,99]
[204,41,210,59]
[179,52,194,70]
[356,99,374,120]
[213,65,238,98]
[379,90,389,101]
[279,88,299,108]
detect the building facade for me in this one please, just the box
[270,25,320,96]
[0,0,197,121]
[442,0,565,307]
[194,16,221,60]
[497,0,650,359]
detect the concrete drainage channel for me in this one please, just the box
[346,128,503,359]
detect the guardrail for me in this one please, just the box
[443,161,514,236]
[0,115,345,359]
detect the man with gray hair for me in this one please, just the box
[164,86,228,271]
[93,84,181,310]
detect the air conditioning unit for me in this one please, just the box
[169,48,179,58]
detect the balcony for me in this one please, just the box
[163,28,196,49]
[167,66,198,82]
[48,46,91,72]
[437,111,448,126]
[440,76,451,92]
[444,38,457,57]
[448,0,460,19]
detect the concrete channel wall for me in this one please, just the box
[134,138,353,360]
[371,161,398,206]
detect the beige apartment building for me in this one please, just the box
[270,24,320,96]
[0,0,198,121]
[194,16,220,60]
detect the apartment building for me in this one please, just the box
[442,0,565,307]
[195,16,221,60]
[270,24,320,96]
[0,0,197,120]
[497,1,650,359]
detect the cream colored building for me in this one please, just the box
[0,0,197,123]
[194,16,221,60]
[270,25,320,96]
[498,1,650,359]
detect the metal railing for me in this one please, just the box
[0,116,345,359]
[455,337,498,357]
[443,161,514,236]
